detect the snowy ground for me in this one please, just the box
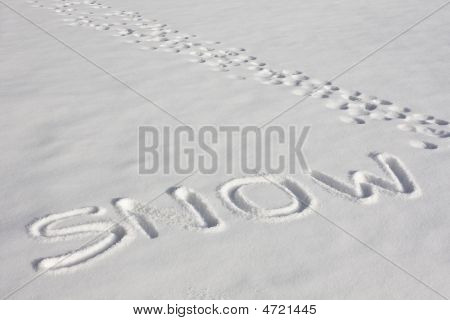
[0,0,449,299]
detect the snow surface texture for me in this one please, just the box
[0,0,449,299]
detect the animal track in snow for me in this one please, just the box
[28,0,450,149]
[409,140,438,150]
[339,115,365,125]
[309,153,421,204]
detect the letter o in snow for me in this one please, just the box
[218,176,316,222]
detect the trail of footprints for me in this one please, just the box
[29,153,420,273]
[28,0,450,150]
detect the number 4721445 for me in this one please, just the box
[262,305,316,315]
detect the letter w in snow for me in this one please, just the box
[309,152,421,204]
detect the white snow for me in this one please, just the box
[0,0,449,299]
